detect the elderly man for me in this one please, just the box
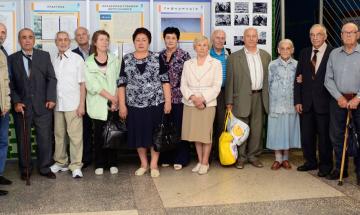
[72,26,93,168]
[8,28,57,180]
[0,23,11,195]
[210,29,231,160]
[50,31,85,178]
[325,22,360,184]
[225,27,271,169]
[294,24,333,177]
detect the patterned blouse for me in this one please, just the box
[159,48,191,104]
[117,51,169,108]
[268,57,298,117]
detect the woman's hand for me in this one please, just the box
[119,105,128,119]
[164,101,172,114]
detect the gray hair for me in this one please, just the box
[309,24,327,37]
[244,27,258,36]
[277,38,294,49]
[55,31,70,40]
[211,29,226,42]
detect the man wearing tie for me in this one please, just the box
[8,28,57,180]
[294,24,333,177]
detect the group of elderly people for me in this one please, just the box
[1,20,360,196]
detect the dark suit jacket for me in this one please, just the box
[225,48,271,117]
[8,48,57,115]
[294,45,333,114]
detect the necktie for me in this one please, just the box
[0,46,8,57]
[22,53,32,77]
[311,49,319,80]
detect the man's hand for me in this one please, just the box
[296,74,303,84]
[226,104,233,112]
[46,101,56,109]
[348,97,360,109]
[337,96,348,109]
[15,103,26,114]
[76,103,85,117]
[1,108,8,116]
[295,104,303,114]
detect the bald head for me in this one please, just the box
[74,26,90,47]
[0,23,7,45]
[211,29,226,51]
[243,27,258,50]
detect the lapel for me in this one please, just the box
[316,45,331,75]
[15,51,28,80]
[189,55,213,82]
[239,48,251,80]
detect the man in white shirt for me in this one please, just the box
[225,27,271,169]
[50,31,86,178]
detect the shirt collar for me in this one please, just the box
[210,47,225,56]
[22,49,33,57]
[278,57,294,66]
[57,49,71,59]
[244,47,259,55]
[79,45,90,54]
[312,42,327,53]
[340,43,360,53]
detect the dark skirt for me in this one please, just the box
[127,103,164,148]
[159,103,190,166]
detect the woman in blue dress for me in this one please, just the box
[267,39,301,170]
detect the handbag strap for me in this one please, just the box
[223,110,230,132]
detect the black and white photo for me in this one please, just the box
[234,14,249,26]
[215,2,231,13]
[258,31,266,44]
[234,2,249,13]
[253,15,267,26]
[234,35,244,46]
[215,14,231,26]
[253,2,267,13]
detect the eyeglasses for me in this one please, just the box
[341,31,358,36]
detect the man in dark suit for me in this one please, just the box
[294,24,333,177]
[8,28,57,179]
[72,26,93,168]
[225,27,271,169]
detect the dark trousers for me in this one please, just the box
[82,112,93,165]
[329,99,360,175]
[300,105,333,173]
[13,109,53,175]
[159,104,190,166]
[213,88,226,160]
[93,112,117,168]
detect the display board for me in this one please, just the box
[153,0,211,57]
[0,1,22,55]
[24,0,87,57]
[211,0,272,53]
[89,0,151,56]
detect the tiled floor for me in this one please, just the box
[1,152,360,215]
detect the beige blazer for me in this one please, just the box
[225,48,271,117]
[180,55,222,107]
[0,51,10,112]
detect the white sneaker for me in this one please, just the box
[95,168,103,175]
[50,164,69,173]
[191,163,201,172]
[110,167,118,174]
[198,164,209,175]
[72,169,83,178]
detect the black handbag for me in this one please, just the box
[153,114,180,152]
[347,117,360,157]
[102,113,127,149]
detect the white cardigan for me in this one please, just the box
[180,55,222,107]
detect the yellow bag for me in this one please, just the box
[219,110,238,165]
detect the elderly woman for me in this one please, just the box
[266,39,301,170]
[159,27,191,170]
[180,36,222,175]
[118,28,171,178]
[85,30,120,175]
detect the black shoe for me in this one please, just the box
[0,176,12,185]
[297,164,317,171]
[326,170,348,180]
[40,172,56,179]
[0,189,8,196]
[317,171,330,177]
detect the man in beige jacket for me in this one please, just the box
[0,22,11,196]
[225,27,271,169]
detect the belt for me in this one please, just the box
[343,93,356,100]
[252,89,262,94]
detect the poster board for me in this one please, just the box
[90,0,151,57]
[24,1,87,57]
[153,0,211,57]
[211,0,272,54]
[0,1,20,55]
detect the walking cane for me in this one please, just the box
[22,112,30,186]
[338,109,351,186]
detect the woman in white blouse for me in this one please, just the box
[180,36,222,175]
